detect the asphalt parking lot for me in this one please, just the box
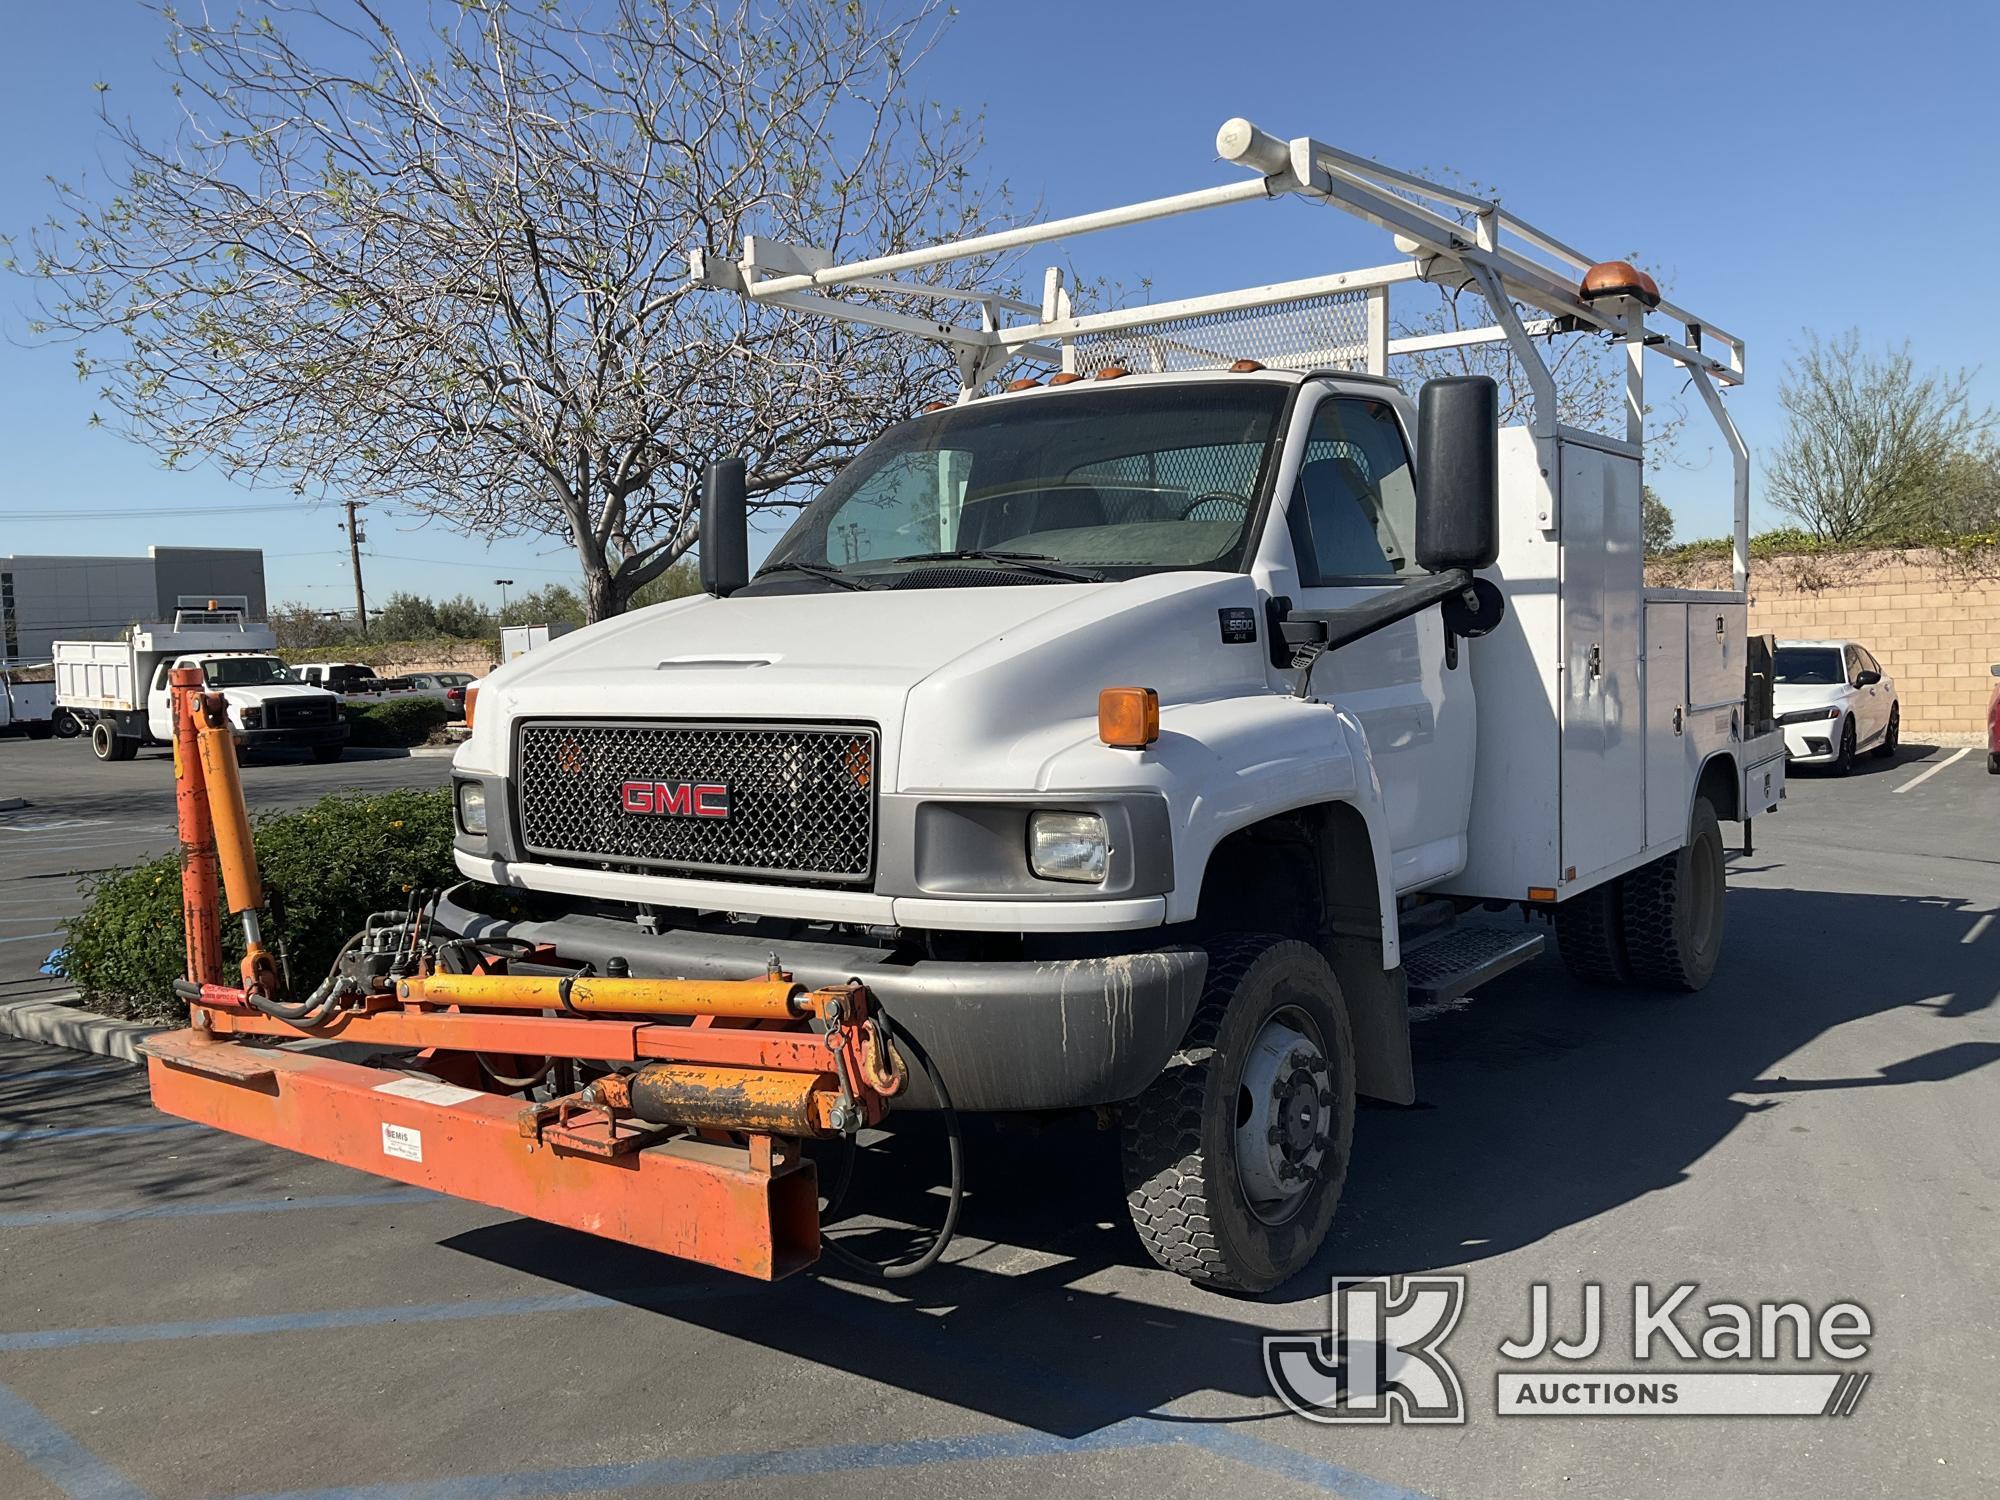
[1,734,1995,1499]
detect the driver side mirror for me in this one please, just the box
[700,458,750,598]
[1415,376,1499,572]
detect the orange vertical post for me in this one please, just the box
[171,667,223,990]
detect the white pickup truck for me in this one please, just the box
[55,609,347,763]
[0,666,57,738]
[438,122,1782,1291]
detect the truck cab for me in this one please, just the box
[191,119,1782,1292]
[143,652,346,759]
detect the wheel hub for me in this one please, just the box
[1236,1016,1332,1221]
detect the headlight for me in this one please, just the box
[1028,811,1108,884]
[456,781,488,836]
[239,706,263,729]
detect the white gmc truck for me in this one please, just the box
[439,122,1782,1292]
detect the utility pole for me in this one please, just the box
[341,500,369,638]
[495,578,514,619]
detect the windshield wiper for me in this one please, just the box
[888,549,1104,583]
[752,560,878,592]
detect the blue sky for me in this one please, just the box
[3,0,1996,611]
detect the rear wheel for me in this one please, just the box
[1555,880,1631,987]
[1618,797,1726,992]
[52,709,81,738]
[89,721,136,762]
[1831,716,1857,775]
[1121,935,1355,1294]
[1989,752,2000,775]
[1873,704,1900,759]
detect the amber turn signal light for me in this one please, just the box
[1098,686,1160,749]
[463,685,479,731]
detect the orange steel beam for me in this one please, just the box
[145,1029,822,1279]
[196,1001,842,1074]
[171,670,224,989]
[396,972,804,1021]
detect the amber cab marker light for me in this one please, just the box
[1005,377,1043,392]
[1526,885,1557,903]
[1094,365,1130,380]
[463,685,480,731]
[1228,359,1265,372]
[1098,686,1160,749]
[1048,371,1086,385]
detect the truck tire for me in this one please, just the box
[311,743,345,763]
[1618,797,1726,992]
[52,709,80,739]
[1554,881,1632,987]
[89,722,136,762]
[1120,934,1355,1295]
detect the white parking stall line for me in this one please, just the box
[1965,913,1995,946]
[1893,747,1969,794]
[0,930,63,945]
[0,820,112,834]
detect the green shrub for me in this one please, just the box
[63,788,456,1024]
[346,696,450,747]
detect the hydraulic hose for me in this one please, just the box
[243,929,366,1024]
[816,1019,963,1281]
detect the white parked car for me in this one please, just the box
[1773,639,1899,773]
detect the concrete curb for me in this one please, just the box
[0,796,26,811]
[0,993,163,1065]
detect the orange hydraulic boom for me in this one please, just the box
[143,675,906,1279]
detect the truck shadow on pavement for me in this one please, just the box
[445,882,1997,1437]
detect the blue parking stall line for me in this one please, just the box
[216,1420,1169,1500]
[0,1381,155,1500]
[1174,1423,1438,1500]
[0,1187,435,1229]
[0,1120,206,1146]
[0,1282,760,1352]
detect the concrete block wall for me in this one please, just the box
[1646,548,2000,741]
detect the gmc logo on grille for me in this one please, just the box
[619,780,730,819]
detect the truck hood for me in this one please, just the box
[219,683,338,711]
[1772,682,1849,713]
[461,573,1270,790]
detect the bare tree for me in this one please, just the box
[1766,330,1993,544]
[16,0,1007,619]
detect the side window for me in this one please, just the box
[1844,646,1863,685]
[150,662,173,695]
[1287,396,1420,584]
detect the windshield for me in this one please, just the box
[1774,647,1844,686]
[201,656,298,687]
[752,382,1289,588]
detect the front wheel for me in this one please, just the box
[1120,935,1356,1294]
[1831,716,1857,775]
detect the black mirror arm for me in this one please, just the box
[1278,569,1497,698]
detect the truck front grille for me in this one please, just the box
[515,721,877,886]
[270,699,336,728]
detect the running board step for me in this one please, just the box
[1403,926,1545,1007]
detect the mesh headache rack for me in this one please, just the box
[692,115,1752,588]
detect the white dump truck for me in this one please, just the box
[432,121,1781,1291]
[55,608,347,763]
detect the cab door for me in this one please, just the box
[1279,391,1476,891]
[145,659,182,740]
